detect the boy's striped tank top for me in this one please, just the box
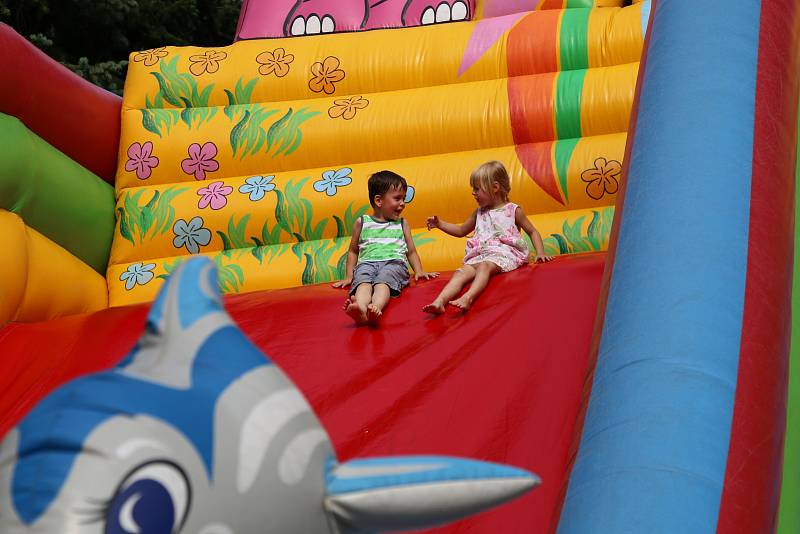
[358,215,408,263]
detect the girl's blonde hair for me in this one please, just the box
[470,161,511,202]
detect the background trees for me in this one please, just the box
[0,0,242,94]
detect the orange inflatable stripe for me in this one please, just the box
[507,11,561,75]
[509,72,558,144]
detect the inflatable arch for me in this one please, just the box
[0,0,798,532]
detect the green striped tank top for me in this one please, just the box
[358,215,408,263]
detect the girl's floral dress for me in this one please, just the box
[463,202,529,272]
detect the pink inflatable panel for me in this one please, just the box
[236,0,475,40]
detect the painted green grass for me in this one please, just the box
[266,107,320,157]
[156,258,185,281]
[294,238,349,285]
[228,104,319,159]
[542,207,615,255]
[141,56,217,137]
[118,186,189,246]
[223,77,259,111]
[228,105,280,158]
[214,253,245,293]
[334,203,370,238]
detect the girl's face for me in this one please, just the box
[472,181,500,209]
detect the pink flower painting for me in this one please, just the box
[181,142,220,181]
[125,142,159,180]
[197,181,233,210]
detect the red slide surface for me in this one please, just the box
[0,24,121,182]
[0,253,604,531]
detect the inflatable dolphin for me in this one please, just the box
[0,258,538,533]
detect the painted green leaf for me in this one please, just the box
[552,233,570,254]
[336,248,348,278]
[266,108,292,152]
[586,210,601,246]
[117,207,134,246]
[150,71,182,107]
[301,252,315,286]
[140,109,162,137]
[230,109,250,158]
[333,215,346,239]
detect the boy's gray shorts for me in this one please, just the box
[350,260,410,297]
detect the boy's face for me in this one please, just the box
[374,185,407,220]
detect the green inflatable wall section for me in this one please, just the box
[0,113,115,273]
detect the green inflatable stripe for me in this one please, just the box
[0,113,114,273]
[776,103,800,534]
[555,69,586,140]
[566,0,598,7]
[555,137,580,203]
[560,8,591,71]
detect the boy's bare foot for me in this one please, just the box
[422,300,446,315]
[449,295,473,311]
[345,299,367,326]
[366,304,383,326]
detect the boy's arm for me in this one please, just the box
[331,218,363,288]
[515,206,554,263]
[403,219,439,281]
[426,210,477,237]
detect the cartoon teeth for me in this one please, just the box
[451,0,468,20]
[421,1,469,25]
[290,14,336,36]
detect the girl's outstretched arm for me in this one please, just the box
[331,218,363,288]
[403,219,439,281]
[426,210,477,237]
[515,206,554,263]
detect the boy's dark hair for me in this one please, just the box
[368,170,407,207]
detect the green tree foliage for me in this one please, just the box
[0,0,242,94]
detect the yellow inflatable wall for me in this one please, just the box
[110,4,645,306]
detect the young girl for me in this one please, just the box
[423,161,553,314]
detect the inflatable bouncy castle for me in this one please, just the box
[1,0,799,532]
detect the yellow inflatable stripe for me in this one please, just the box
[109,133,626,265]
[0,210,27,324]
[580,61,638,136]
[123,8,643,111]
[0,210,108,323]
[107,206,615,307]
[587,6,645,68]
[117,64,635,190]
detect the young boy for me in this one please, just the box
[332,170,438,326]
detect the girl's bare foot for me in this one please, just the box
[366,304,383,326]
[449,295,473,310]
[345,299,367,326]
[422,300,446,315]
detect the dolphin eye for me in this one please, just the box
[106,461,191,534]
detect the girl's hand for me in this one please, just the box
[534,255,554,264]
[331,278,352,288]
[415,271,440,281]
[426,215,440,230]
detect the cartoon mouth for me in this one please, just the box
[421,1,469,25]
[290,14,336,36]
